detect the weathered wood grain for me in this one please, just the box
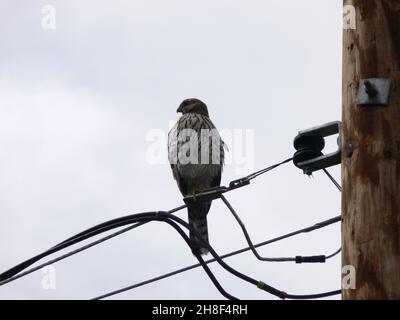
[342,0,400,299]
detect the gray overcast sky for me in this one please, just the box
[0,0,342,299]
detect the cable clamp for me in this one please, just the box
[154,211,166,219]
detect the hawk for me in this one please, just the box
[168,98,225,255]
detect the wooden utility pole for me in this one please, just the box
[342,0,400,299]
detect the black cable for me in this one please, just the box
[0,209,341,300]
[0,213,154,283]
[0,206,187,284]
[83,216,237,300]
[183,157,294,203]
[150,214,287,299]
[320,168,342,259]
[3,213,237,300]
[91,215,342,299]
[0,157,292,283]
[56,205,186,249]
[161,214,341,300]
[91,260,202,300]
[0,157,340,300]
[221,194,294,262]
[285,289,342,300]
[0,211,251,299]
[0,222,146,287]
[323,168,342,192]
[192,252,239,300]
[166,213,341,299]
[221,194,340,263]
[1,210,341,296]
[93,212,341,300]
[242,158,293,181]
[1,208,340,300]
[153,218,239,301]
[325,247,341,260]
[35,213,341,300]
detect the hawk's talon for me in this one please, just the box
[192,188,199,201]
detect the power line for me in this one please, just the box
[173,214,341,299]
[155,217,240,300]
[220,194,336,263]
[0,157,341,300]
[0,222,146,287]
[182,157,294,204]
[325,247,342,260]
[0,158,292,284]
[0,207,341,299]
[323,168,342,192]
[142,213,340,300]
[321,168,342,259]
[155,214,286,299]
[0,205,187,286]
[285,289,342,300]
[240,157,293,181]
[93,214,341,300]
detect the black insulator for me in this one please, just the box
[293,134,325,169]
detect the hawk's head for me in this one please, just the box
[177,98,209,117]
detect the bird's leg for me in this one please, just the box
[191,187,199,201]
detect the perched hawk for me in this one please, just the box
[168,98,225,255]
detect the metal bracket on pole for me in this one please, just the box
[293,121,342,175]
[357,78,391,106]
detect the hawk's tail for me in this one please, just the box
[188,208,209,256]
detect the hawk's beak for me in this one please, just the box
[177,105,183,113]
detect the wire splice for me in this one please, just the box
[295,255,326,264]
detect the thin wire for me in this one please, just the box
[221,194,340,263]
[325,247,342,260]
[0,222,146,286]
[244,158,293,181]
[56,205,187,249]
[0,157,293,284]
[0,209,341,300]
[93,214,341,300]
[0,212,156,283]
[182,157,294,203]
[323,168,342,192]
[92,261,200,300]
[0,157,341,300]
[155,218,239,300]
[0,205,187,286]
[151,214,287,299]
[285,289,341,300]
[321,168,342,260]
[157,213,341,300]
[221,194,294,262]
